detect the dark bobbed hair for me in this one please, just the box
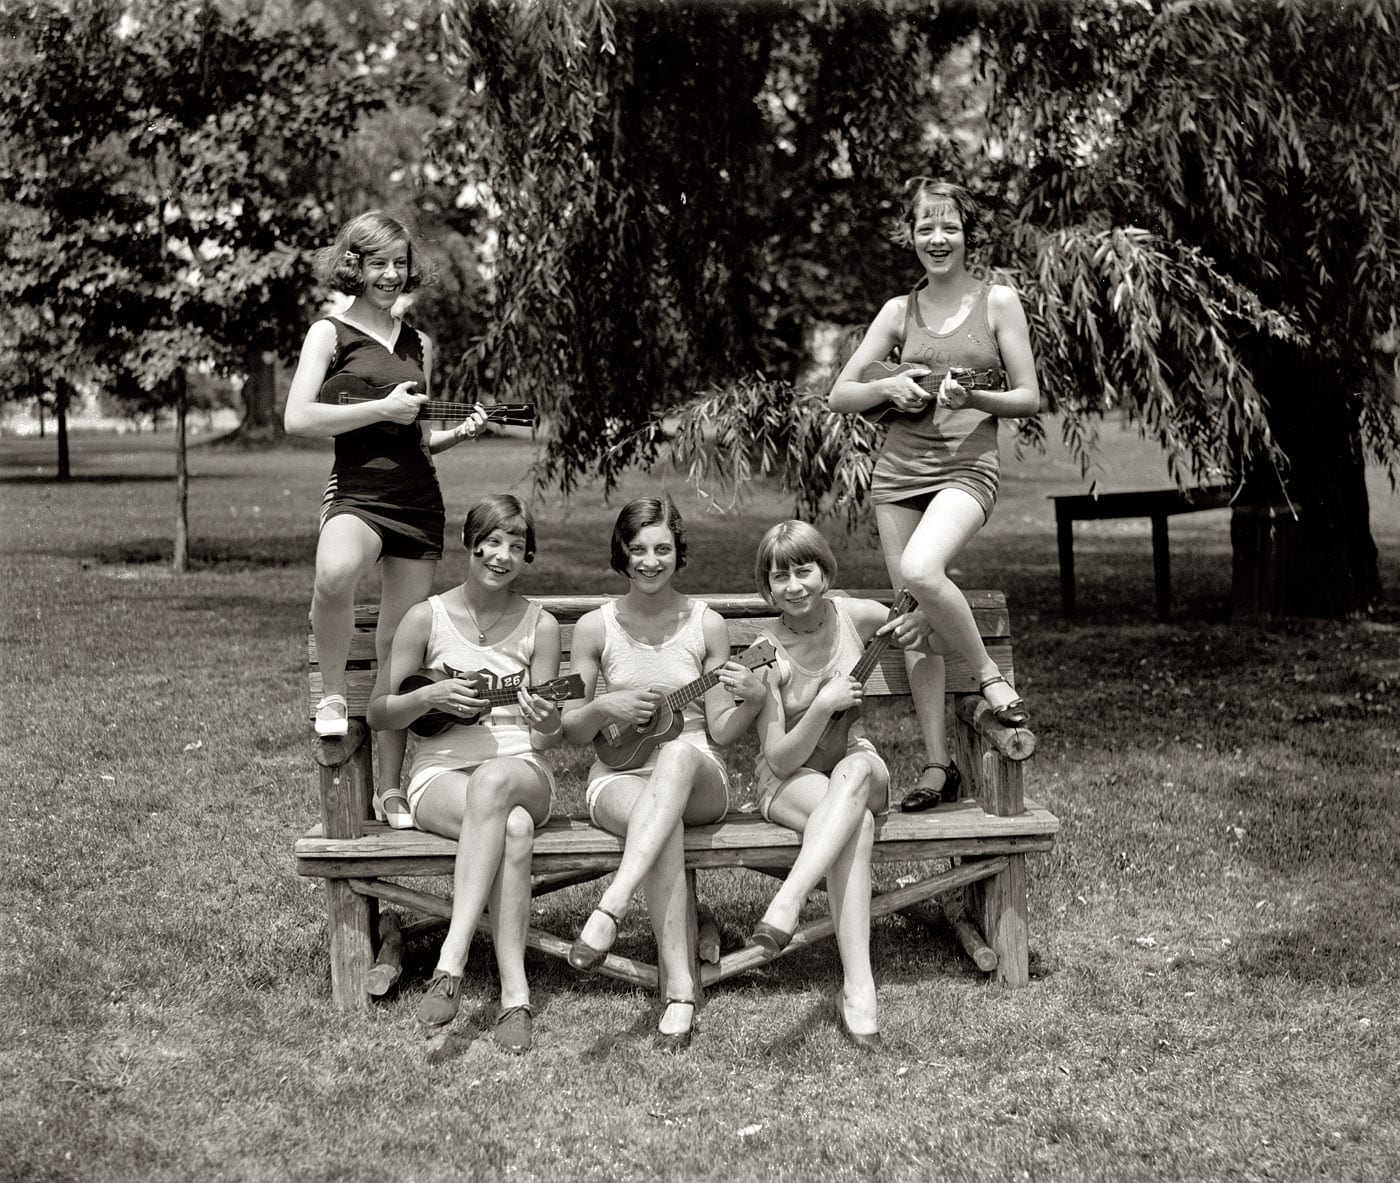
[312,210,429,296]
[609,497,687,577]
[754,520,837,602]
[463,493,537,564]
[896,178,981,252]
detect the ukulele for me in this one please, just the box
[592,639,778,771]
[398,666,584,737]
[857,362,1004,424]
[318,374,535,428]
[804,590,918,772]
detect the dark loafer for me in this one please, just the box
[747,920,794,958]
[493,1003,533,1054]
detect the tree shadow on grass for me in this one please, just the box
[79,535,314,571]
[1235,894,1400,987]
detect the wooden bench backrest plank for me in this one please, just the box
[307,589,1016,719]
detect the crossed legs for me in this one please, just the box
[581,743,727,1036]
[413,758,552,1013]
[759,754,887,1035]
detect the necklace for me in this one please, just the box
[782,602,828,636]
[460,587,511,643]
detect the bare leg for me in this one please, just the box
[415,759,550,978]
[582,743,724,949]
[311,514,382,702]
[488,806,537,1010]
[876,502,949,775]
[639,823,697,1037]
[895,490,1014,703]
[826,812,878,1035]
[374,555,437,811]
[759,755,887,936]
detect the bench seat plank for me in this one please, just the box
[295,799,1059,870]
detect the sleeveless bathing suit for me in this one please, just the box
[870,281,1003,519]
[754,597,888,819]
[318,316,445,558]
[584,598,729,818]
[405,595,556,822]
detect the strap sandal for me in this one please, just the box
[655,998,696,1053]
[372,787,414,830]
[978,675,1030,728]
[314,694,349,738]
[900,760,962,812]
[568,906,622,973]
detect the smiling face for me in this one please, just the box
[623,523,679,592]
[767,559,828,623]
[912,198,966,277]
[359,238,411,310]
[468,527,529,589]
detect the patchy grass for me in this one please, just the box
[2,423,1398,1182]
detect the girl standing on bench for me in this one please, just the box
[562,497,766,1051]
[829,178,1042,811]
[367,495,565,1053]
[284,210,487,828]
[745,520,913,1050]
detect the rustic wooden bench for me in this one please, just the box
[1051,484,1232,620]
[294,591,1058,1009]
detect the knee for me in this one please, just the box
[313,565,358,603]
[830,767,871,809]
[504,806,535,853]
[898,553,950,598]
[469,762,515,804]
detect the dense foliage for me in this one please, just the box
[0,0,385,437]
[441,0,1399,614]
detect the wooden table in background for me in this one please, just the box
[1050,485,1233,620]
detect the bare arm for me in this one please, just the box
[366,602,486,731]
[524,610,566,752]
[950,284,1041,418]
[828,297,930,416]
[702,609,767,746]
[283,320,428,437]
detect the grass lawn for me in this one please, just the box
[2,421,1398,1182]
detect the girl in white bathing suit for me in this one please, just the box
[560,498,767,1051]
[368,495,567,1052]
[746,520,927,1050]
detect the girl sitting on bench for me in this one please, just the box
[368,494,567,1053]
[745,520,927,1050]
[561,497,767,1051]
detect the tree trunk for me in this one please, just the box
[1234,355,1381,618]
[173,371,189,573]
[55,380,70,481]
[228,351,286,445]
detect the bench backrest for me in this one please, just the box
[306,590,1015,720]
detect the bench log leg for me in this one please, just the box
[327,880,378,1009]
[314,723,379,1009]
[970,854,1030,987]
